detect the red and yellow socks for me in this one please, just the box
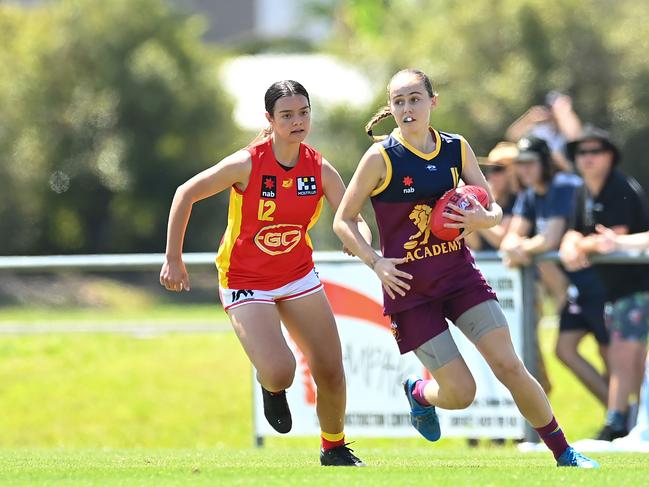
[321,431,345,451]
[535,416,569,460]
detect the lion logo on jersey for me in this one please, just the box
[403,204,432,250]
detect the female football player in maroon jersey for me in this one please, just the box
[334,68,598,468]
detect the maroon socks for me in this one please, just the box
[535,416,569,460]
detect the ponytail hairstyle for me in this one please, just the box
[365,68,437,141]
[248,80,311,146]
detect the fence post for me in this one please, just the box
[520,263,539,442]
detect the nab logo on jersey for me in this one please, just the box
[403,175,415,194]
[297,176,317,196]
[261,175,277,198]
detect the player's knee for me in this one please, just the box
[491,356,526,385]
[454,386,476,409]
[260,362,296,391]
[312,360,345,392]
[446,379,476,409]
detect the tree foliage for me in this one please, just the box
[0,0,241,254]
[316,0,649,185]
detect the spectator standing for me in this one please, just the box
[560,126,649,440]
[501,137,609,403]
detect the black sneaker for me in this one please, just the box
[596,424,628,442]
[320,443,366,466]
[261,386,292,434]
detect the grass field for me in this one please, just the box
[0,448,646,486]
[0,303,638,485]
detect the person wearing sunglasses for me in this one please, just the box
[560,126,649,441]
[500,136,605,402]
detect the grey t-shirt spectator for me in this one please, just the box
[514,172,606,299]
[513,172,582,235]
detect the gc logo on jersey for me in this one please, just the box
[261,175,276,198]
[297,176,317,196]
[254,223,303,255]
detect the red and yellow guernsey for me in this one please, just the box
[215,138,324,290]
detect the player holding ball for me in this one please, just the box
[333,68,598,468]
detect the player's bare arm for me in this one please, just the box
[160,150,252,292]
[334,145,413,299]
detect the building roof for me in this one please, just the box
[220,54,375,130]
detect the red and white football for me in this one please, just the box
[429,185,490,241]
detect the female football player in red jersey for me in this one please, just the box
[160,80,368,466]
[333,68,598,468]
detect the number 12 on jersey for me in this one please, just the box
[258,199,276,221]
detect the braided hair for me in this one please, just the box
[365,106,393,142]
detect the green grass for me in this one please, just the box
[539,323,608,440]
[0,304,632,484]
[0,332,250,448]
[0,305,608,446]
[0,448,645,486]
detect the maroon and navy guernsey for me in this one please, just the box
[371,127,497,316]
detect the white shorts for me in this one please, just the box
[219,268,323,312]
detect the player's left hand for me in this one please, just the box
[442,195,493,241]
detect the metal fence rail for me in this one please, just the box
[2,250,648,272]
[0,251,355,272]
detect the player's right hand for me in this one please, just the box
[372,257,412,299]
[160,257,191,292]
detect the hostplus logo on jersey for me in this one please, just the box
[297,176,317,196]
[261,175,276,198]
[402,175,415,194]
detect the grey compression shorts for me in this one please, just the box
[413,299,508,371]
